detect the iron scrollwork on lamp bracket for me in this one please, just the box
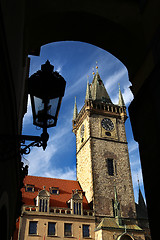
[18,133,49,155]
[19,60,66,155]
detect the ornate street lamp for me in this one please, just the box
[19,60,66,154]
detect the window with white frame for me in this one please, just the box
[50,187,59,195]
[25,184,35,192]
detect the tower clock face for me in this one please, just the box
[101,118,114,131]
[80,124,85,138]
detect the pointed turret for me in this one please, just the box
[136,181,148,219]
[85,79,92,101]
[118,84,125,107]
[90,71,112,104]
[73,97,78,120]
[138,188,146,210]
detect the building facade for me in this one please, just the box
[15,176,95,239]
[14,69,150,240]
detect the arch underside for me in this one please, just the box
[25,3,145,78]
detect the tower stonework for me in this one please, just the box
[72,71,136,219]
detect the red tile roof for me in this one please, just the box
[22,175,90,210]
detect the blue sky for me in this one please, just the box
[23,41,145,203]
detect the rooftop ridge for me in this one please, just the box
[26,175,78,183]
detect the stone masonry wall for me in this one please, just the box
[77,139,93,204]
[75,110,136,219]
[90,114,136,218]
[76,116,94,204]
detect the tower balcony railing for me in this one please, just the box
[74,100,126,125]
[86,100,126,115]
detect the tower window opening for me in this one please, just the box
[105,132,111,136]
[107,158,114,176]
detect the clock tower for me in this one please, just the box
[72,68,136,219]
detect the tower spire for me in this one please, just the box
[91,70,112,103]
[118,84,125,107]
[85,76,92,101]
[73,97,78,120]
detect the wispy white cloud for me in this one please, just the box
[111,84,133,107]
[27,120,72,176]
[103,66,133,107]
[128,140,139,154]
[122,86,134,106]
[64,74,87,98]
[27,143,57,176]
[104,67,127,92]
[56,64,63,73]
[44,167,76,180]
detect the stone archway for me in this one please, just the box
[118,233,134,240]
[25,2,145,80]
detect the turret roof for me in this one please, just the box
[118,85,125,107]
[90,72,112,103]
[73,97,78,120]
[85,80,92,101]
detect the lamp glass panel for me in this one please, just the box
[49,97,59,117]
[33,96,60,127]
[34,96,44,116]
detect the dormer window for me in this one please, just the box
[50,187,59,195]
[25,184,34,192]
[37,187,50,212]
[70,189,83,215]
[74,202,82,215]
